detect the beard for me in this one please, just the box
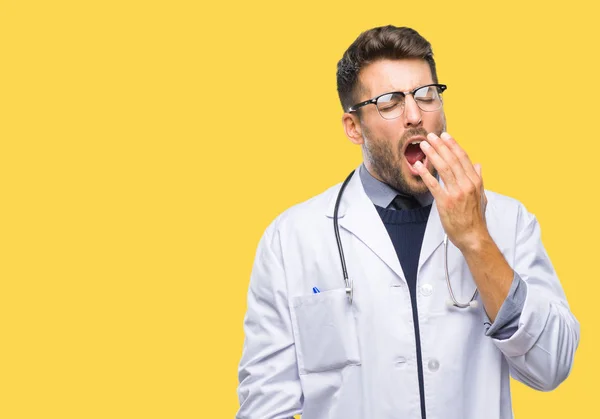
[362,123,445,196]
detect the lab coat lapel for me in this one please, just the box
[418,199,445,272]
[326,166,406,282]
[418,176,446,272]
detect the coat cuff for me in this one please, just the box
[484,271,527,340]
[488,280,552,358]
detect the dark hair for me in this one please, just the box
[336,25,438,112]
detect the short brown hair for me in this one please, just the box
[336,25,438,112]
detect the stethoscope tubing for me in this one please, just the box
[333,170,356,304]
[334,169,477,308]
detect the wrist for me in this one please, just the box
[457,229,492,256]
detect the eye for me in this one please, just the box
[415,86,438,99]
[380,102,399,110]
[377,93,404,112]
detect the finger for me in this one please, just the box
[413,160,445,200]
[420,137,457,192]
[475,162,487,197]
[474,163,482,189]
[426,133,471,190]
[474,163,485,191]
[474,163,487,214]
[439,132,481,187]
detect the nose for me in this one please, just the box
[403,95,422,127]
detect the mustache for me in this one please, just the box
[398,127,430,149]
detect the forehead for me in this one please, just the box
[358,58,433,99]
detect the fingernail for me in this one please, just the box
[420,141,430,149]
[441,132,451,140]
[427,132,437,141]
[414,161,423,168]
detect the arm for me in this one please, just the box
[415,132,580,391]
[415,132,517,321]
[237,221,303,419]
[417,132,515,321]
[462,210,579,390]
[460,231,515,322]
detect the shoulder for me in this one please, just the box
[485,189,522,212]
[262,181,343,240]
[484,189,537,233]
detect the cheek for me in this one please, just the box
[424,113,445,133]
[376,119,404,139]
[365,119,401,143]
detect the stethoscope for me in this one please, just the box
[334,169,478,309]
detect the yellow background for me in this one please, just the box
[0,0,597,417]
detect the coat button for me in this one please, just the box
[420,284,433,296]
[428,359,440,371]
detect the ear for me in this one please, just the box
[342,112,364,145]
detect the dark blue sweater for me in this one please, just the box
[374,203,432,419]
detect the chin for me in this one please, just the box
[401,167,430,195]
[408,179,429,196]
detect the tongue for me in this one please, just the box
[405,144,426,165]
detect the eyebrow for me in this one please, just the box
[379,83,431,94]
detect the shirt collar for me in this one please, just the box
[358,162,434,208]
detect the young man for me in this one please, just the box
[236,25,579,419]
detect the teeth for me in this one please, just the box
[410,141,421,145]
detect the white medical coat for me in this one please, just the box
[237,166,580,419]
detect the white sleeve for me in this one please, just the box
[236,220,303,418]
[491,205,580,391]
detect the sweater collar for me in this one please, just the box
[358,162,434,208]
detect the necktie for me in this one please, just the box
[391,193,420,210]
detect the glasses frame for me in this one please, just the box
[347,83,447,119]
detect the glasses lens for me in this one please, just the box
[414,85,443,111]
[376,93,405,120]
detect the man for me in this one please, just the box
[236,25,579,419]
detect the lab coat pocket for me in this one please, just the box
[290,288,361,375]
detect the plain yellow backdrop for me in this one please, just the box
[0,0,597,417]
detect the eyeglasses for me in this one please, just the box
[347,83,447,120]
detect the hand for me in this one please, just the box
[413,132,489,251]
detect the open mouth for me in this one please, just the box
[403,138,427,173]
